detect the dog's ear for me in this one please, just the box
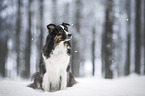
[47,24,56,33]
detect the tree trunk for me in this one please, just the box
[23,0,32,78]
[36,0,44,71]
[39,0,44,54]
[75,0,81,34]
[140,0,144,75]
[135,0,141,74]
[125,0,131,76]
[16,0,21,76]
[52,0,57,23]
[144,0,145,75]
[0,40,7,77]
[71,39,80,77]
[92,26,96,76]
[71,0,82,77]
[0,0,8,77]
[63,3,69,23]
[101,0,113,79]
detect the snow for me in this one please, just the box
[0,74,145,96]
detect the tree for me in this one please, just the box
[0,0,9,77]
[71,0,82,77]
[16,0,21,76]
[63,3,69,23]
[52,0,57,23]
[36,0,44,71]
[23,0,32,78]
[135,0,141,74]
[124,0,131,76]
[92,25,96,76]
[39,0,44,52]
[0,37,8,77]
[101,0,114,79]
[144,0,145,75]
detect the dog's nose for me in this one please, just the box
[68,33,72,37]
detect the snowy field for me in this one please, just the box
[0,74,145,96]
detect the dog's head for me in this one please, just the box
[43,23,72,57]
[47,23,72,44]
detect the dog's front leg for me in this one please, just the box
[42,73,50,91]
[60,71,67,90]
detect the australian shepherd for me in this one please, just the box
[28,23,76,92]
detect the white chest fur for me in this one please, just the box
[42,42,70,91]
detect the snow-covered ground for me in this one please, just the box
[0,74,145,96]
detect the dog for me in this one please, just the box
[28,23,76,92]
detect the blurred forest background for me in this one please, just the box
[0,0,144,79]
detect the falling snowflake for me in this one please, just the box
[74,51,78,53]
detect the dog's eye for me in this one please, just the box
[57,32,63,36]
[64,27,68,31]
[60,29,64,32]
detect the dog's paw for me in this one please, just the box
[61,85,66,90]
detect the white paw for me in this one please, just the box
[61,85,66,90]
[60,80,67,90]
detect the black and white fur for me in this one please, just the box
[28,23,76,92]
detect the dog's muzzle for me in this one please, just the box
[65,32,72,41]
